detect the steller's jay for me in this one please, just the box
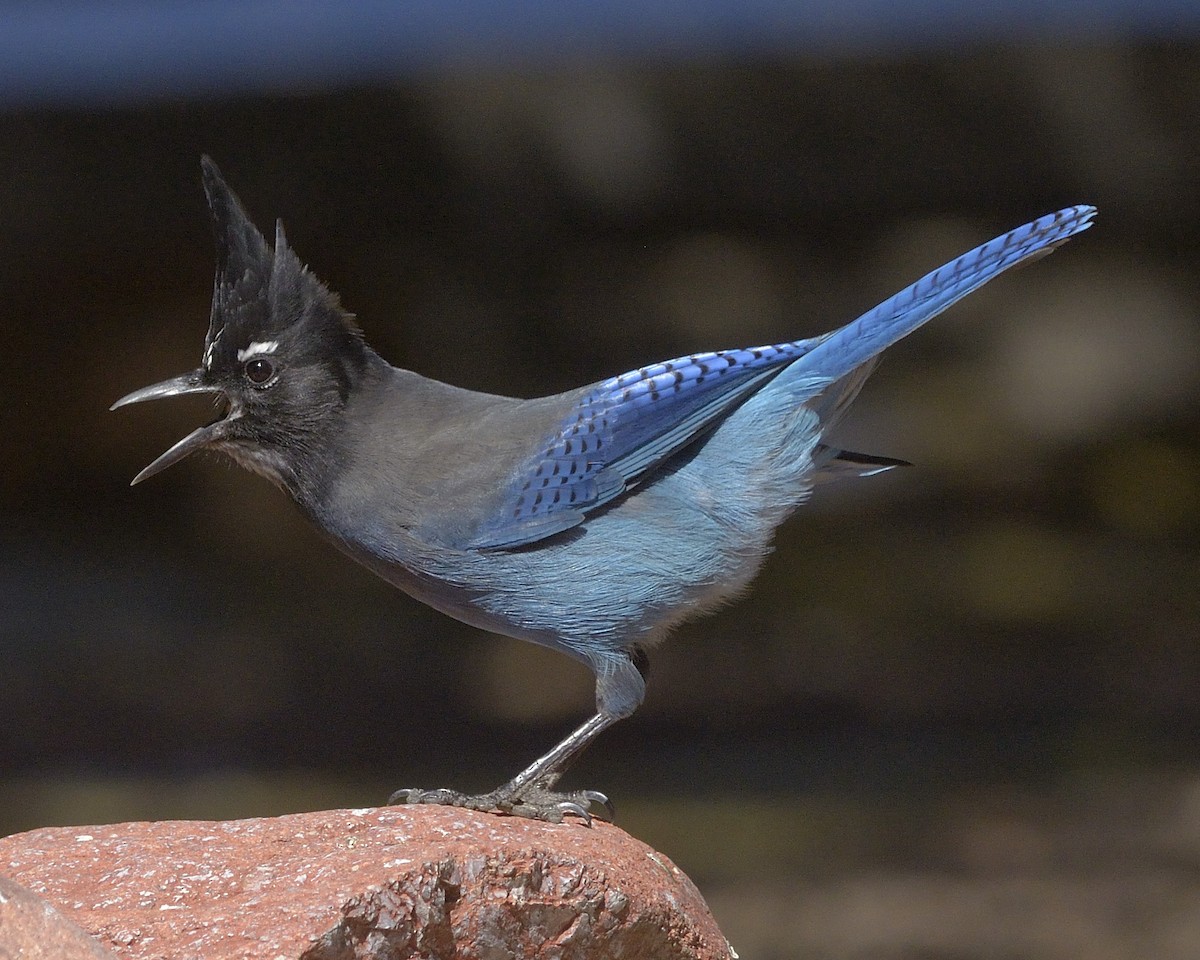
[114,158,1095,822]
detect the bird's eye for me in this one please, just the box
[244,357,275,385]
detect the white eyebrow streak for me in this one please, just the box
[236,340,280,362]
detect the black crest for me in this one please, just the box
[199,157,358,373]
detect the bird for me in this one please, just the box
[113,157,1095,823]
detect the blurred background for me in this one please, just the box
[2,2,1200,957]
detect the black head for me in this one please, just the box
[113,157,370,491]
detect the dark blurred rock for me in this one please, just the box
[0,874,118,959]
[0,806,731,960]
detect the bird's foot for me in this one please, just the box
[387,784,614,825]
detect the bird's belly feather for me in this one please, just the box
[317,386,825,672]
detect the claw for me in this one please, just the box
[579,789,615,821]
[553,801,594,825]
[387,786,457,806]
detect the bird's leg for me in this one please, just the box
[389,712,619,824]
[391,653,645,824]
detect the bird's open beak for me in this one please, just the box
[111,369,229,485]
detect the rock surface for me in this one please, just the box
[0,806,731,960]
[0,874,119,959]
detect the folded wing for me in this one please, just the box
[467,204,1097,550]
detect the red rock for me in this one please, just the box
[0,806,732,960]
[0,874,119,959]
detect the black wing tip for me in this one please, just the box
[833,450,912,470]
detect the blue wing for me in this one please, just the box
[467,204,1096,549]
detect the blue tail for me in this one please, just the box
[788,204,1097,383]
